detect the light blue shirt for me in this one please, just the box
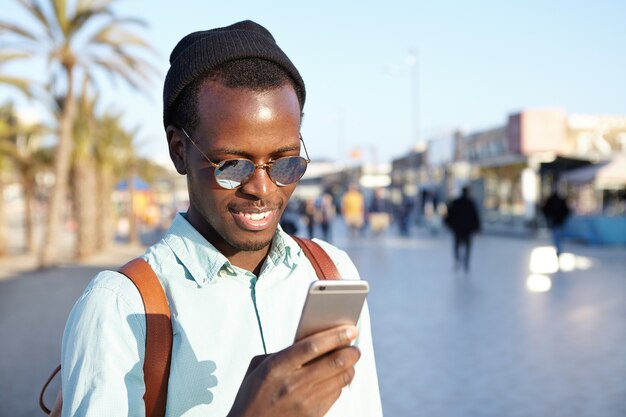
[61,213,382,416]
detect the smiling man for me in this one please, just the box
[60,20,382,416]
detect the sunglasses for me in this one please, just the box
[181,128,311,190]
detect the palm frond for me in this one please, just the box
[110,46,157,77]
[110,16,149,29]
[0,140,21,161]
[51,0,69,37]
[0,75,35,97]
[88,19,152,50]
[91,57,144,90]
[0,51,34,64]
[0,21,39,41]
[15,0,57,41]
[68,8,104,36]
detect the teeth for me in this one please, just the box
[239,211,271,221]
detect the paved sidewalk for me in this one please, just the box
[335,224,626,417]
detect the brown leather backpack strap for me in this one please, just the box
[39,364,61,414]
[291,236,341,280]
[119,258,172,417]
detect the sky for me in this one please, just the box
[2,0,626,166]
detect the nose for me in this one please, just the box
[238,165,276,198]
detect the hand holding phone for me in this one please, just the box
[233,325,360,417]
[294,280,369,341]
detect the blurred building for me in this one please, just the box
[391,108,626,241]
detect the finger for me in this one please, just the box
[287,354,357,417]
[269,345,359,404]
[295,379,345,417]
[298,363,356,414]
[303,345,360,383]
[280,325,359,369]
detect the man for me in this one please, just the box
[542,188,571,257]
[316,192,336,242]
[367,187,391,237]
[341,183,365,238]
[61,21,382,416]
[444,186,481,272]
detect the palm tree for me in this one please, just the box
[93,111,135,250]
[0,102,50,253]
[0,51,37,97]
[0,0,154,268]
[0,153,9,256]
[0,46,36,257]
[71,80,98,258]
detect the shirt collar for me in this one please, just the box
[162,213,301,287]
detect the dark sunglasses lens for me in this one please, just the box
[215,159,255,189]
[270,157,308,186]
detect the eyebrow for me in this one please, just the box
[208,143,301,158]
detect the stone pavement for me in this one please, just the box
[332,224,626,417]
[0,221,624,416]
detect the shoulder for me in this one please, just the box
[62,269,147,357]
[310,238,361,280]
[73,269,145,317]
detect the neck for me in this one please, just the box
[226,248,271,276]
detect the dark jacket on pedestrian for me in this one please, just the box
[542,192,571,228]
[445,192,481,236]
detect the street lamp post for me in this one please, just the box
[406,49,420,150]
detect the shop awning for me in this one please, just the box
[560,154,626,188]
[116,176,150,191]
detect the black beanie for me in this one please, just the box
[163,20,306,129]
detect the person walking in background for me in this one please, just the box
[368,187,391,237]
[341,183,365,238]
[300,197,317,239]
[423,193,445,236]
[316,192,336,242]
[542,187,571,258]
[397,193,414,236]
[279,199,300,235]
[445,186,481,272]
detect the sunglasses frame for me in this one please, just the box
[180,128,311,189]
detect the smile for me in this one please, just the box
[235,210,272,220]
[231,209,276,231]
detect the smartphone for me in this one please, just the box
[294,280,369,341]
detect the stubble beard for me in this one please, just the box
[228,234,275,252]
[199,207,279,253]
[203,211,277,252]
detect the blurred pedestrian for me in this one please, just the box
[423,192,445,235]
[542,188,571,257]
[300,198,317,239]
[279,199,300,235]
[368,187,391,236]
[397,193,414,236]
[445,186,481,272]
[341,183,365,238]
[316,192,336,242]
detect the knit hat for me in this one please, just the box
[163,20,306,128]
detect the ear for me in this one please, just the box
[166,125,187,175]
